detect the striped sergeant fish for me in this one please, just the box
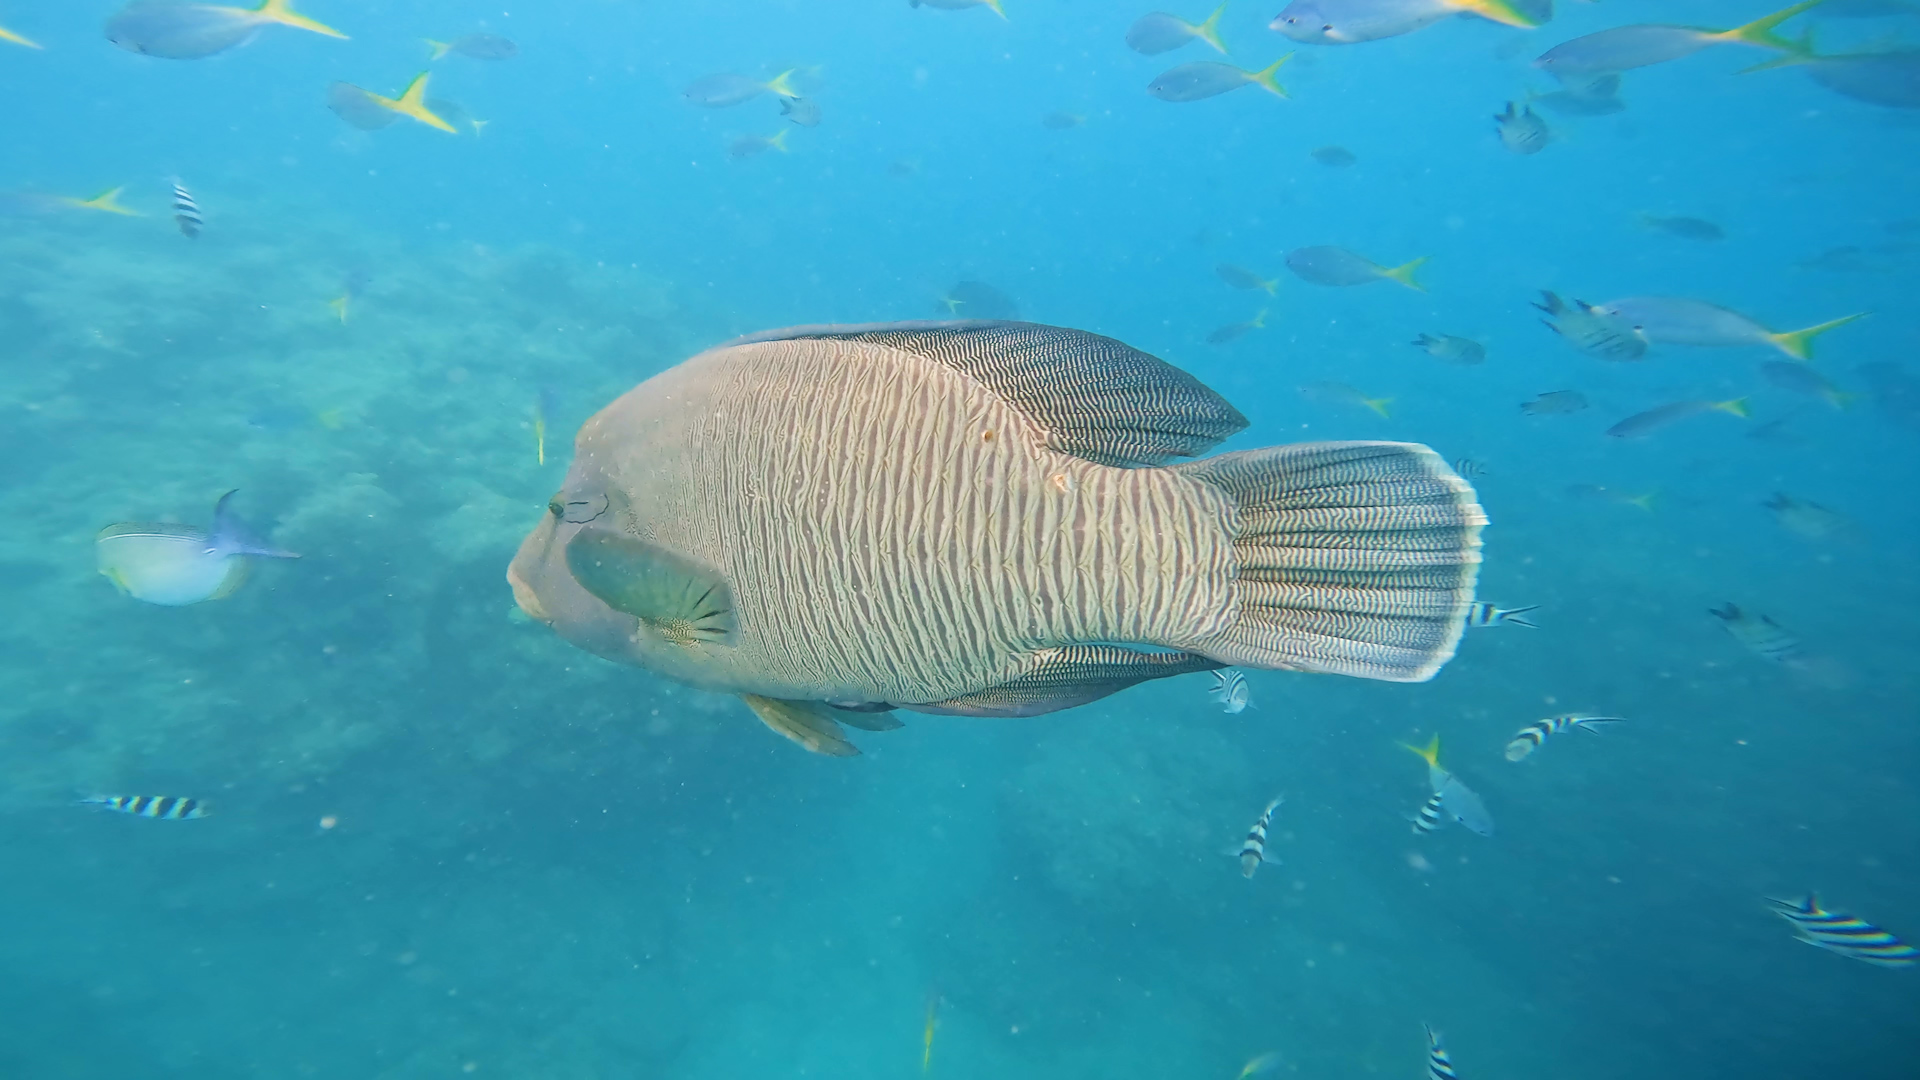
[82,794,208,820]
[1465,601,1537,629]
[1233,795,1283,878]
[1404,735,1493,837]
[1450,457,1486,479]
[1505,714,1624,761]
[1425,1025,1459,1080]
[1708,603,1802,666]
[1410,789,1448,834]
[171,179,202,238]
[1209,668,1251,713]
[1768,894,1917,967]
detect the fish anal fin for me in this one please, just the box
[911,646,1221,717]
[564,528,738,647]
[740,695,860,756]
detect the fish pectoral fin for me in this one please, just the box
[912,646,1222,718]
[740,695,861,757]
[564,528,738,647]
[829,705,905,732]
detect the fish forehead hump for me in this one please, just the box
[513,322,1248,708]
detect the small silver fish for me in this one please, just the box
[1505,714,1623,761]
[1605,398,1749,439]
[1147,57,1291,102]
[1495,101,1550,154]
[1595,297,1866,360]
[1207,313,1266,345]
[728,131,790,159]
[1232,795,1284,878]
[1288,246,1426,289]
[1209,668,1252,713]
[82,794,209,820]
[1413,333,1485,365]
[683,71,798,108]
[1566,484,1657,511]
[909,0,1007,15]
[1764,493,1854,541]
[171,179,202,238]
[1533,291,1649,361]
[1521,390,1589,415]
[1465,601,1536,628]
[1533,1,1822,83]
[1299,381,1392,417]
[1126,5,1228,55]
[1768,894,1918,967]
[781,97,824,127]
[1709,602,1803,666]
[1529,74,1627,116]
[426,32,517,60]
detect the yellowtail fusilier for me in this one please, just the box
[1231,796,1284,878]
[1208,309,1267,345]
[1234,1051,1284,1078]
[1465,601,1536,628]
[1533,0,1825,83]
[1413,333,1485,365]
[106,0,345,60]
[1760,361,1852,408]
[1216,263,1279,294]
[1521,390,1588,415]
[1605,398,1749,439]
[1271,0,1537,45]
[1505,714,1624,761]
[508,322,1486,756]
[1425,1026,1460,1079]
[1299,380,1392,417]
[682,70,799,108]
[425,32,516,60]
[0,21,39,47]
[1767,895,1918,967]
[58,186,138,216]
[1209,669,1251,713]
[1494,101,1550,154]
[1403,735,1493,837]
[171,179,201,238]
[1148,56,1291,101]
[1127,4,1229,55]
[1764,492,1853,540]
[81,794,209,820]
[1708,602,1803,665]
[97,490,299,606]
[1287,246,1427,290]
[728,130,790,159]
[1533,292,1648,361]
[1641,214,1725,241]
[330,72,457,133]
[1566,483,1656,511]
[1595,297,1865,359]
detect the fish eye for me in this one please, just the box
[559,493,610,524]
[547,498,565,518]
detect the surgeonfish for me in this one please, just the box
[1856,361,1920,430]
[1505,714,1623,761]
[1271,0,1538,45]
[1465,601,1537,628]
[507,321,1487,756]
[1767,894,1918,967]
[59,186,138,216]
[1494,101,1550,154]
[1604,398,1749,439]
[1764,492,1853,540]
[1208,311,1267,344]
[1425,1026,1460,1080]
[1126,4,1229,55]
[96,490,299,606]
[781,97,824,127]
[81,794,209,819]
[1532,291,1648,361]
[1709,602,1804,666]
[1209,668,1252,713]
[1403,735,1493,837]
[1533,0,1823,83]
[425,32,517,60]
[910,0,1008,17]
[1410,790,1448,834]
[1299,381,1392,417]
[1286,246,1426,289]
[728,130,790,159]
[1412,333,1485,365]
[1148,57,1291,101]
[1233,796,1284,877]
[1594,297,1865,360]
[1641,214,1725,241]
[326,73,458,133]
[0,22,41,48]
[683,71,799,108]
[1521,390,1589,415]
[106,0,344,60]
[1216,263,1279,293]
[171,179,202,238]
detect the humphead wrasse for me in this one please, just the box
[508,321,1486,755]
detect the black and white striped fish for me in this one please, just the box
[82,794,208,820]
[1425,1025,1459,1080]
[1465,601,1538,629]
[1410,790,1448,834]
[1505,714,1625,761]
[1450,457,1486,479]
[171,179,202,238]
[1709,602,1802,665]
[1232,795,1283,878]
[1208,668,1251,713]
[1768,894,1917,967]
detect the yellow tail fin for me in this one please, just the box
[770,129,791,152]
[1449,0,1541,29]
[765,69,800,98]
[1383,255,1429,291]
[1714,0,1825,51]
[1711,397,1751,419]
[983,0,1008,19]
[70,186,138,215]
[1402,734,1441,770]
[1250,308,1269,329]
[1195,2,1229,54]
[389,72,459,133]
[1364,396,1393,418]
[0,23,42,48]
[256,0,348,39]
[425,38,451,60]
[1767,312,1865,360]
[1259,277,1278,295]
[328,294,350,323]
[1627,491,1659,512]
[1250,54,1291,98]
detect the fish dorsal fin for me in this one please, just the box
[564,528,738,647]
[739,695,861,756]
[731,320,1249,467]
[912,645,1222,717]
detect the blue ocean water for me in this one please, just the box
[2,0,1918,1075]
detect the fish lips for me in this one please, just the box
[507,493,642,662]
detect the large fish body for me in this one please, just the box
[1270,0,1456,45]
[509,322,1486,753]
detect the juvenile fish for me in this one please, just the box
[426,32,517,60]
[782,97,824,127]
[1521,389,1588,415]
[1566,483,1656,511]
[937,280,1021,320]
[1413,333,1485,364]
[1605,398,1748,438]
[1768,894,1918,967]
[1533,291,1648,361]
[1533,0,1823,83]
[1505,714,1623,761]
[1232,795,1284,877]
[1595,297,1866,360]
[1495,101,1550,154]
[106,0,345,59]
[1641,214,1725,241]
[1709,602,1803,665]
[82,795,209,820]
[1148,57,1291,101]
[97,490,299,606]
[1300,381,1392,417]
[1217,263,1278,293]
[684,71,798,108]
[1209,668,1251,713]
[1271,0,1537,45]
[1126,4,1228,55]
[171,179,202,238]
[1465,601,1536,628]
[1287,246,1426,289]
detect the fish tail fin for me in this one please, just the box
[1365,396,1393,418]
[1715,0,1825,51]
[740,695,860,756]
[1712,397,1751,419]
[1260,278,1278,295]
[1383,256,1429,291]
[0,24,43,48]
[1196,2,1229,54]
[1173,441,1486,682]
[1451,0,1541,29]
[1824,388,1859,410]
[328,294,350,322]
[425,38,451,60]
[470,118,489,136]
[211,490,300,559]
[765,69,801,97]
[1628,490,1659,512]
[1502,605,1541,628]
[1251,307,1269,328]
[79,186,138,215]
[1251,54,1291,98]
[984,0,1008,19]
[1402,734,1442,770]
[256,0,348,39]
[1768,312,1866,360]
[770,129,791,152]
[394,72,459,132]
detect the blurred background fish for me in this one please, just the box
[1495,101,1551,154]
[1287,246,1426,289]
[1764,492,1855,540]
[1125,4,1229,55]
[1310,144,1357,167]
[1299,380,1392,417]
[1412,333,1485,365]
[1148,58,1290,101]
[1521,389,1589,415]
[426,32,518,61]
[936,280,1020,319]
[1605,397,1749,439]
[95,491,299,606]
[1208,669,1251,713]
[1640,213,1726,241]
[170,179,202,237]
[1215,263,1278,293]
[105,0,344,60]
[683,71,798,108]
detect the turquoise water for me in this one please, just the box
[3,0,1918,1075]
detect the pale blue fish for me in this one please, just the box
[106,0,344,60]
[682,70,799,108]
[1287,246,1427,289]
[1761,361,1851,407]
[1533,291,1648,361]
[1709,602,1804,665]
[1148,57,1291,100]
[96,490,299,606]
[1775,49,1920,109]
[1595,297,1866,359]
[1413,333,1485,364]
[909,0,1007,16]
[1270,0,1538,45]
[1605,398,1749,439]
[1126,4,1229,55]
[1533,0,1823,83]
